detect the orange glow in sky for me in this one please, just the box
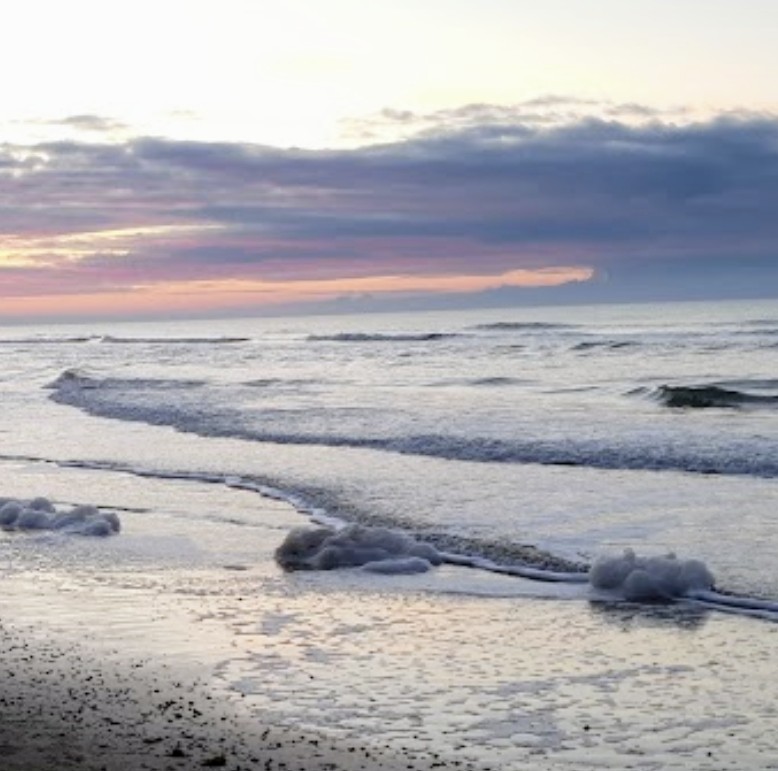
[0,266,594,320]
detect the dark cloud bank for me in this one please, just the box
[2,112,778,314]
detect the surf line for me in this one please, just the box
[2,453,778,620]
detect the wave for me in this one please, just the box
[470,376,525,387]
[48,369,206,391]
[715,378,778,391]
[98,335,251,345]
[0,336,103,345]
[471,322,575,331]
[656,384,778,409]
[572,340,638,352]
[742,318,778,327]
[737,321,778,334]
[243,378,322,389]
[307,332,457,343]
[432,376,529,388]
[0,335,250,346]
[44,377,778,478]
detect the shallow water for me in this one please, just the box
[2,299,777,596]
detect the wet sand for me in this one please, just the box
[3,561,778,771]
[0,618,488,771]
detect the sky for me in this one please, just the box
[2,0,778,322]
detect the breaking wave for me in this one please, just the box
[656,384,778,409]
[48,369,206,391]
[0,496,121,536]
[47,374,778,479]
[307,332,458,343]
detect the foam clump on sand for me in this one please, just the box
[362,556,434,575]
[589,548,714,601]
[0,497,121,536]
[275,524,442,573]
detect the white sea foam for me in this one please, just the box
[589,549,715,601]
[275,523,442,571]
[0,497,121,536]
[362,556,434,574]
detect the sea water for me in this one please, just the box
[2,298,778,767]
[1,299,777,599]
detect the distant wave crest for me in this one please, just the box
[0,336,102,345]
[432,376,528,388]
[0,335,249,346]
[243,377,321,389]
[572,340,638,352]
[471,322,575,331]
[307,332,457,343]
[98,335,250,345]
[470,376,524,387]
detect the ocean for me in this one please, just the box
[2,298,778,768]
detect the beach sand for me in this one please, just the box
[2,462,778,770]
[0,617,481,771]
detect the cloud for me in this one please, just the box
[340,97,693,142]
[1,110,778,314]
[51,114,129,133]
